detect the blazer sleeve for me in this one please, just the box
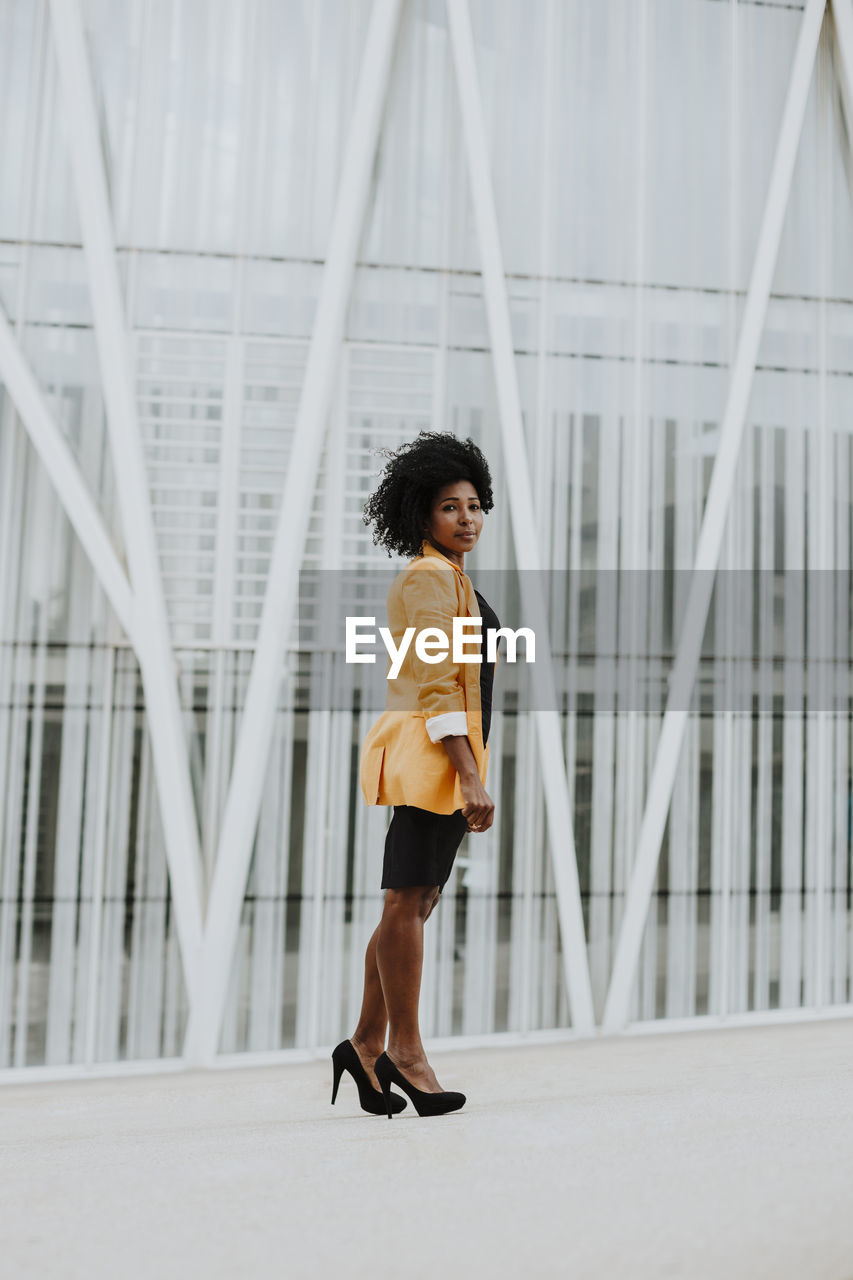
[400,568,469,742]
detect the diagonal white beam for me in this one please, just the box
[830,0,853,134]
[48,0,204,989]
[183,0,404,1065]
[445,0,595,1033]
[602,0,826,1032]
[0,309,134,640]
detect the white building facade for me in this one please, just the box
[0,0,852,1074]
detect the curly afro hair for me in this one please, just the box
[362,431,494,559]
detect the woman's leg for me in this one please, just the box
[375,884,444,1093]
[350,924,387,1088]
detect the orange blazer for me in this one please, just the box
[358,541,492,814]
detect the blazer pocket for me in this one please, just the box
[360,743,386,805]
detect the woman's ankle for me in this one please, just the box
[351,1030,385,1059]
[387,1042,428,1070]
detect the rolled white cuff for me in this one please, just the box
[425,711,468,743]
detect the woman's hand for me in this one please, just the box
[439,734,495,833]
[459,774,495,833]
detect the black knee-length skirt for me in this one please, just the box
[381,805,469,893]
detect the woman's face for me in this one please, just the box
[424,479,484,564]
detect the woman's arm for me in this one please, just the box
[440,734,494,833]
[401,566,495,830]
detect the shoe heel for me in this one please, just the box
[331,1054,344,1105]
[379,1077,394,1120]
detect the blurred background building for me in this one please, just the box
[0,0,851,1074]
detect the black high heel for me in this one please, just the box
[330,1040,406,1115]
[374,1052,466,1118]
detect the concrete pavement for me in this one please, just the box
[2,1020,852,1279]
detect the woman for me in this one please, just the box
[330,432,500,1118]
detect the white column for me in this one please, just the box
[602,0,827,1032]
[445,0,595,1033]
[48,0,204,993]
[183,0,404,1064]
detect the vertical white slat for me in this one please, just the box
[666,741,691,1018]
[805,30,834,1012]
[524,0,559,1034]
[557,406,583,1021]
[522,721,540,1029]
[80,650,115,1067]
[525,773,546,1031]
[506,713,535,1033]
[161,912,183,1059]
[125,725,151,1059]
[730,433,754,1015]
[295,706,331,1049]
[0,0,44,695]
[138,742,169,1057]
[322,707,353,1043]
[0,645,32,1064]
[563,404,583,820]
[461,708,503,1035]
[780,423,806,1008]
[95,660,137,1061]
[0,421,25,868]
[533,0,557,570]
[753,425,775,1012]
[539,820,560,1027]
[726,0,748,1022]
[803,709,823,1007]
[709,466,737,1018]
[685,717,701,1017]
[709,720,731,1017]
[0,427,28,1067]
[642,414,666,1019]
[315,370,351,1046]
[589,410,620,1014]
[218,920,244,1056]
[803,439,821,1013]
[0,645,32,1066]
[270,705,295,1048]
[711,415,752,1018]
[666,419,698,1017]
[614,438,641,1020]
[44,637,90,1065]
[831,430,850,1003]
[246,724,285,1051]
[625,0,651,1025]
[203,334,245,890]
[639,716,661,1021]
[215,653,255,1051]
[548,408,570,695]
[228,918,252,1054]
[348,699,390,1036]
[13,482,56,1067]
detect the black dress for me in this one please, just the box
[381,589,500,892]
